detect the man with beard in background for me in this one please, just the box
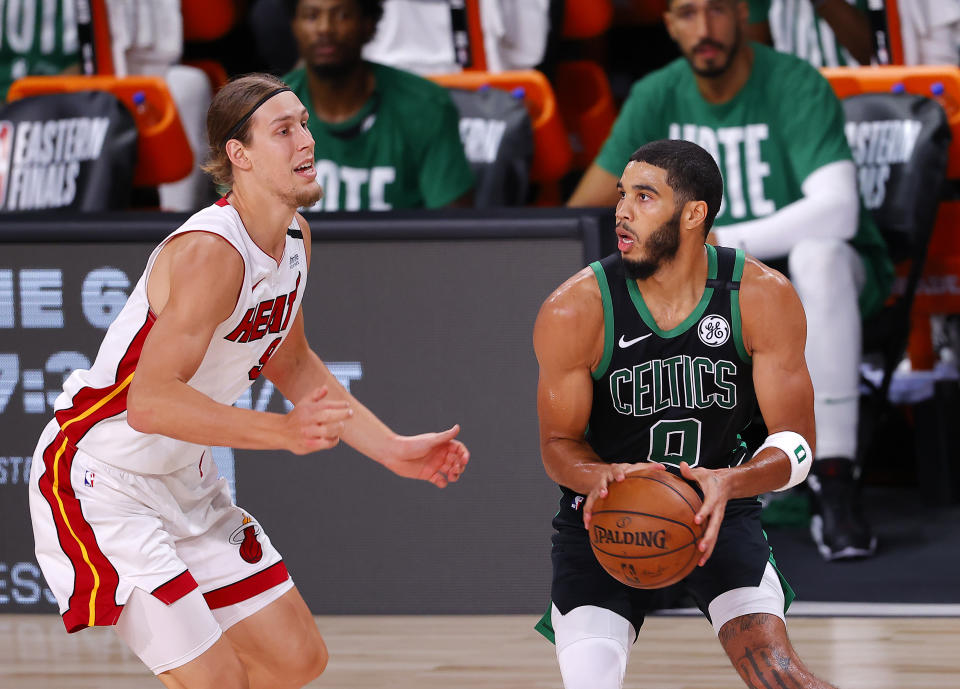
[568,0,893,562]
[282,0,474,211]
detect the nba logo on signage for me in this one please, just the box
[0,121,12,209]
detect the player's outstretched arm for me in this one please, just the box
[127,232,350,453]
[261,215,469,486]
[535,269,664,526]
[679,258,815,564]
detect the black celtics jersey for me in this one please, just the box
[556,244,756,528]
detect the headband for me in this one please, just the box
[220,86,292,148]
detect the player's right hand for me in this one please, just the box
[583,461,666,529]
[284,386,353,454]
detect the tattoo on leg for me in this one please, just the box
[719,615,803,689]
[734,646,802,689]
[719,613,773,645]
[772,648,792,672]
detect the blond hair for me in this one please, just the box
[202,73,290,187]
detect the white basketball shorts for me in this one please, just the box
[29,419,289,635]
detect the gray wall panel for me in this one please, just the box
[0,233,586,615]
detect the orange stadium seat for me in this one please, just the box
[6,75,193,188]
[562,0,613,40]
[89,0,115,74]
[884,0,905,65]
[181,0,237,93]
[554,60,617,170]
[823,66,960,369]
[181,0,238,43]
[429,70,574,185]
[464,0,486,71]
[625,0,668,25]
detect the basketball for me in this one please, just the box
[588,471,705,589]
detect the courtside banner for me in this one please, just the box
[0,226,586,614]
[0,91,137,213]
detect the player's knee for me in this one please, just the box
[215,654,251,689]
[275,627,329,687]
[302,632,329,681]
[557,637,628,689]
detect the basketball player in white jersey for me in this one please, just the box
[28,73,470,688]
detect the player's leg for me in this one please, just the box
[548,525,645,689]
[717,612,837,689]
[115,586,248,689]
[173,451,326,689]
[687,500,841,687]
[787,238,874,560]
[28,429,243,686]
[143,585,327,689]
[220,585,328,689]
[552,604,635,689]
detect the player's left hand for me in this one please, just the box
[384,424,470,488]
[679,461,732,567]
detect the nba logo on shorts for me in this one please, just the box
[83,470,96,487]
[0,121,13,209]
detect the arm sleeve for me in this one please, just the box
[419,96,475,207]
[712,160,860,260]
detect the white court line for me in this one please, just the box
[656,602,960,617]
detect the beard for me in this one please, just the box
[621,208,683,280]
[687,26,741,78]
[308,59,358,80]
[294,181,323,209]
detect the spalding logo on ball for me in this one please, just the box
[589,471,705,589]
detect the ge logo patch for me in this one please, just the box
[698,315,729,347]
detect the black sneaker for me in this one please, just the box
[807,459,877,561]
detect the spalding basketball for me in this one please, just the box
[589,471,705,589]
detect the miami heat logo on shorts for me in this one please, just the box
[229,514,264,564]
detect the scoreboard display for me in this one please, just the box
[0,223,590,615]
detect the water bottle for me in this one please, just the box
[510,86,541,122]
[132,90,163,130]
[930,82,959,120]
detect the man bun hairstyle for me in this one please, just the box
[202,73,289,188]
[629,139,724,235]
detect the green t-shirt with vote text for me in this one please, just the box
[596,43,892,317]
[284,62,474,211]
[1,0,79,102]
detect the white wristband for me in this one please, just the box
[753,431,813,492]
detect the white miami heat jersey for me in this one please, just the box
[52,197,307,474]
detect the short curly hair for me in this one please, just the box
[283,0,384,24]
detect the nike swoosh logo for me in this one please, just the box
[619,333,652,348]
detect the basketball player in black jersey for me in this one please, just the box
[534,139,840,689]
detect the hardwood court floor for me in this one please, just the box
[1,613,957,688]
